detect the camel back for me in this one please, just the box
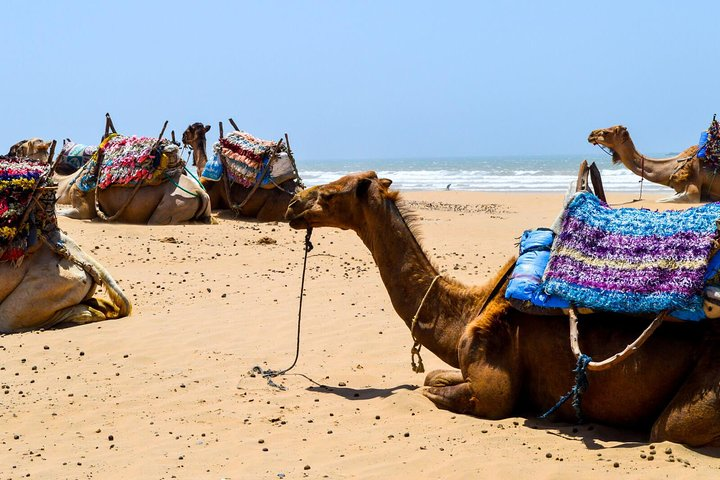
[507,190,720,321]
[0,156,57,264]
[76,134,185,191]
[206,131,295,189]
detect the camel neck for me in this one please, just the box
[191,138,208,177]
[354,199,485,368]
[615,137,687,186]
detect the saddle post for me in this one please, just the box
[152,121,169,152]
[284,132,303,188]
[588,162,607,203]
[104,113,117,140]
[216,121,236,212]
[228,118,240,132]
[575,160,590,193]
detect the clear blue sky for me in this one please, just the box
[2,1,718,160]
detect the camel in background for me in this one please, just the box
[182,122,302,222]
[588,125,715,203]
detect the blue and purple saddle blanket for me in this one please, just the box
[506,192,720,321]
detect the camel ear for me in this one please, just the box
[356,177,372,198]
[205,125,211,133]
[378,178,392,189]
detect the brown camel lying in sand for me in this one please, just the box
[285,171,720,447]
[588,125,717,203]
[182,122,302,222]
[0,229,131,332]
[57,142,212,225]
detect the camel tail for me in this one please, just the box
[51,231,132,318]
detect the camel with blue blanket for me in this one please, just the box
[284,169,720,447]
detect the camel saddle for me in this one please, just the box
[0,157,57,264]
[507,163,720,322]
[207,130,296,189]
[77,134,184,191]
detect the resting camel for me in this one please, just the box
[0,227,131,332]
[588,125,716,203]
[59,143,212,225]
[182,122,302,222]
[7,138,52,162]
[285,171,720,447]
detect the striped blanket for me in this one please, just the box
[211,131,286,188]
[0,157,56,264]
[541,192,720,314]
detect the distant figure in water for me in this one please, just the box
[446,184,451,190]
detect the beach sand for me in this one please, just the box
[1,191,719,479]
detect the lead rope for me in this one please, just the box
[252,228,314,390]
[409,274,441,374]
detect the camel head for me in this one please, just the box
[7,138,53,163]
[285,171,393,231]
[182,123,211,173]
[182,123,210,149]
[588,125,630,164]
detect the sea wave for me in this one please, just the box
[301,168,673,193]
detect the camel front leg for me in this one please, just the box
[658,183,701,203]
[422,306,521,419]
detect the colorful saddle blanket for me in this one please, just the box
[537,192,720,317]
[0,157,57,264]
[207,131,291,188]
[77,134,184,191]
[698,115,720,170]
[58,141,97,172]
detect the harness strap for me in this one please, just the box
[541,307,666,421]
[569,307,666,372]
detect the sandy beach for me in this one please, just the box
[1,190,719,479]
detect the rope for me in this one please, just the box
[182,165,206,191]
[539,354,591,422]
[163,171,200,197]
[409,274,441,374]
[252,228,314,390]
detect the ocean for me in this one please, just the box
[297,153,674,194]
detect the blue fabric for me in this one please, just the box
[699,131,709,159]
[506,229,569,309]
[201,154,223,181]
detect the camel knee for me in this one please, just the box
[424,369,465,387]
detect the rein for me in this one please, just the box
[252,228,314,390]
[409,274,441,374]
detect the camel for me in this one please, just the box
[182,122,302,222]
[1,229,131,332]
[588,125,716,203]
[7,138,52,162]
[285,171,720,447]
[58,130,212,225]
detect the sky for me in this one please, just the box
[2,1,719,160]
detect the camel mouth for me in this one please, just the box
[287,215,309,230]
